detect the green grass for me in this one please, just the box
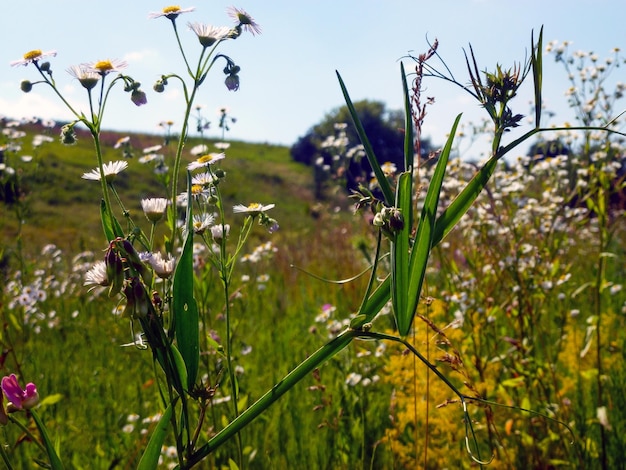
[2,122,626,469]
[1,123,317,256]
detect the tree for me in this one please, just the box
[291,100,433,197]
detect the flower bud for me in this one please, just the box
[153,81,165,93]
[39,61,51,72]
[20,80,33,93]
[225,74,240,91]
[105,247,124,297]
[131,89,148,106]
[60,124,77,145]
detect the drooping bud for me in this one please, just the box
[131,89,148,106]
[20,80,33,93]
[225,73,240,91]
[105,245,124,297]
[60,123,77,145]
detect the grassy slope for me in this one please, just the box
[0,123,320,256]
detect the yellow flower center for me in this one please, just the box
[197,154,214,164]
[247,203,262,211]
[163,5,181,13]
[93,60,114,72]
[191,184,203,194]
[23,49,42,61]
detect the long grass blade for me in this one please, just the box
[336,71,395,205]
[31,410,65,470]
[391,172,412,334]
[532,26,543,128]
[399,114,462,335]
[137,403,173,470]
[173,173,200,390]
[401,62,415,175]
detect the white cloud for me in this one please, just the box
[0,92,70,122]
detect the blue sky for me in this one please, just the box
[2,1,625,159]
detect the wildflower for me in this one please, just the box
[192,212,215,234]
[379,161,397,177]
[141,197,169,222]
[144,144,163,154]
[82,160,128,183]
[32,134,54,147]
[188,22,231,48]
[85,59,128,76]
[226,7,261,36]
[233,202,275,216]
[597,406,612,430]
[187,152,225,171]
[191,171,216,187]
[10,49,57,67]
[148,5,195,20]
[1,374,39,411]
[114,136,131,149]
[148,252,176,279]
[67,64,100,90]
[345,372,362,387]
[84,261,109,289]
[190,144,209,156]
[211,223,230,240]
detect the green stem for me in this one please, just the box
[187,329,358,467]
[91,132,115,231]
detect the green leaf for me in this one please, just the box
[390,172,412,334]
[38,394,64,407]
[173,173,200,390]
[358,274,391,324]
[336,71,395,205]
[401,62,415,175]
[137,404,173,470]
[531,26,544,128]
[31,410,65,470]
[170,343,189,395]
[100,199,123,242]
[398,114,461,335]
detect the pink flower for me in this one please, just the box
[1,374,39,410]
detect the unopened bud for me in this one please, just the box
[225,73,240,91]
[20,80,32,93]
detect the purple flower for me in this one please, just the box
[1,374,39,410]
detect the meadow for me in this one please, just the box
[1,7,626,470]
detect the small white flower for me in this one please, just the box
[141,197,169,222]
[148,6,195,20]
[345,372,362,387]
[192,212,215,234]
[10,49,57,67]
[233,203,275,215]
[187,153,225,171]
[84,261,109,289]
[82,161,128,182]
[148,252,176,279]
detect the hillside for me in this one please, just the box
[1,119,328,257]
